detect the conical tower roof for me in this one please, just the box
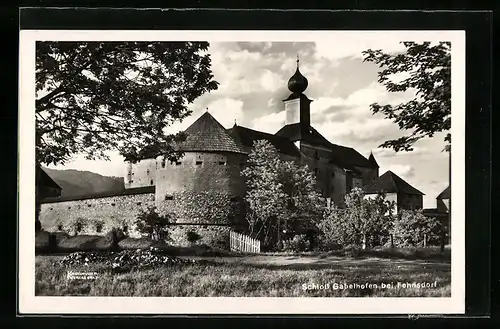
[178,111,247,154]
[368,151,379,168]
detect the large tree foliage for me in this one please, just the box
[242,140,323,249]
[36,41,219,166]
[362,42,451,152]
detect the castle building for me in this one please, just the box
[125,58,380,208]
[39,58,426,247]
[363,170,424,213]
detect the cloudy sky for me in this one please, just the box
[47,38,450,208]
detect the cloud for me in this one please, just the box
[387,164,415,178]
[250,110,285,134]
[207,98,245,128]
[165,97,244,134]
[313,34,408,60]
[260,69,285,92]
[372,147,428,158]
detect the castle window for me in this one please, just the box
[68,206,71,209]
[50,207,53,210]
[150,179,154,185]
[131,172,134,176]
[87,204,92,207]
[161,158,166,168]
[129,180,134,184]
[165,195,173,201]
[219,161,226,166]
[146,169,150,175]
[137,202,142,206]
[95,223,103,233]
[175,161,182,165]
[57,224,63,231]
[76,222,83,232]
[111,203,115,206]
[196,161,203,166]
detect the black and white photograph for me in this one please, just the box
[19,29,466,314]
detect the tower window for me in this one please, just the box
[146,169,150,175]
[161,158,166,168]
[196,161,203,166]
[57,224,63,231]
[150,179,154,185]
[165,195,173,201]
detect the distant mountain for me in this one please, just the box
[42,167,125,197]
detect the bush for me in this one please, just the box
[344,245,362,258]
[282,234,311,252]
[135,206,172,242]
[69,217,86,236]
[105,227,126,249]
[392,210,443,247]
[316,189,396,250]
[186,230,202,244]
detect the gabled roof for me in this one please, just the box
[177,112,247,154]
[36,167,61,189]
[363,170,425,195]
[227,125,300,157]
[275,123,375,169]
[437,185,450,199]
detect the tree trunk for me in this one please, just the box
[277,218,281,250]
[423,233,427,248]
[390,234,394,248]
[362,233,367,250]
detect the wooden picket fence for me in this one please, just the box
[229,230,260,253]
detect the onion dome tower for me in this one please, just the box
[287,55,309,95]
[283,55,312,128]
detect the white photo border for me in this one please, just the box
[18,30,466,314]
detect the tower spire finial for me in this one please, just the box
[296,54,300,68]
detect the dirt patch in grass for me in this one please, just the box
[263,246,451,262]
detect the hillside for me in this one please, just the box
[42,167,125,197]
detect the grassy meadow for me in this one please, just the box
[35,249,451,297]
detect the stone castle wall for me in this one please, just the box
[39,191,156,237]
[39,190,234,247]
